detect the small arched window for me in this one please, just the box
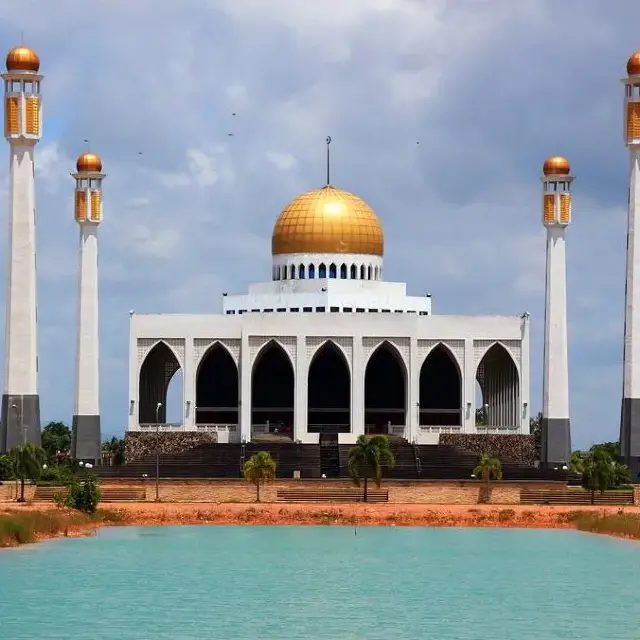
[329,263,337,279]
[374,266,379,280]
[282,266,288,280]
[367,265,372,280]
[299,264,305,279]
[289,265,296,279]
[350,264,356,279]
[340,264,347,279]
[319,263,327,278]
[360,265,365,280]
[309,264,316,279]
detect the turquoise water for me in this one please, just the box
[1,526,640,639]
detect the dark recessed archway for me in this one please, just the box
[364,342,406,434]
[195,343,239,424]
[251,341,294,435]
[138,341,182,424]
[308,341,350,433]
[419,344,461,426]
[476,343,519,428]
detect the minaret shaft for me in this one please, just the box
[620,148,640,461]
[0,143,41,451]
[74,226,99,415]
[541,226,570,463]
[71,154,104,463]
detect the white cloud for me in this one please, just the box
[267,152,296,171]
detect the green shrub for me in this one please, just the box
[59,476,101,513]
[40,464,74,486]
[0,454,14,480]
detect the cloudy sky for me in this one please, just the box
[0,0,637,446]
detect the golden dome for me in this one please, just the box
[272,185,384,256]
[5,46,40,73]
[628,51,640,76]
[76,152,102,173]
[543,156,571,176]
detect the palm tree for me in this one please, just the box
[473,454,502,504]
[582,449,616,504]
[9,443,45,502]
[347,435,396,502]
[243,451,276,502]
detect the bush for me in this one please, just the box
[39,464,74,486]
[56,476,102,514]
[0,454,14,481]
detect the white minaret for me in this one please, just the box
[620,51,640,475]
[71,151,105,463]
[0,46,43,452]
[540,155,573,466]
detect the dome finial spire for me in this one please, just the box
[326,136,331,186]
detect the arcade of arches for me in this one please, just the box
[137,340,521,436]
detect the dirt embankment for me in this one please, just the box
[4,502,640,548]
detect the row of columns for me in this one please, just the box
[132,333,530,444]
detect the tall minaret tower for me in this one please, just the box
[0,46,43,452]
[620,51,640,474]
[71,151,104,463]
[540,155,573,467]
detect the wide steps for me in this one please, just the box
[277,489,389,503]
[520,490,633,505]
[34,486,146,502]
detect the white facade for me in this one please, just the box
[73,224,100,416]
[3,143,38,396]
[223,277,431,317]
[129,308,530,445]
[129,180,529,446]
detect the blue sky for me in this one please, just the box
[0,0,637,446]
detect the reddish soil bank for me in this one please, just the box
[9,502,640,531]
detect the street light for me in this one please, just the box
[155,402,162,501]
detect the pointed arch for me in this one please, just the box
[329,263,337,279]
[340,263,347,279]
[367,265,372,280]
[419,343,462,426]
[298,264,305,279]
[138,340,183,424]
[251,340,294,435]
[289,264,296,279]
[475,342,520,428]
[309,264,315,279]
[195,342,239,425]
[350,264,357,279]
[319,263,326,278]
[308,340,350,432]
[360,265,365,280]
[364,341,407,433]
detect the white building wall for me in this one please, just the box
[223,278,432,316]
[3,144,38,395]
[129,312,529,444]
[73,225,99,415]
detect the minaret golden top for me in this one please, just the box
[628,51,640,77]
[76,152,102,173]
[543,156,570,177]
[5,46,40,73]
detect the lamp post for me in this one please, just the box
[155,402,162,501]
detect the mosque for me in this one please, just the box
[15,44,640,475]
[131,159,531,448]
